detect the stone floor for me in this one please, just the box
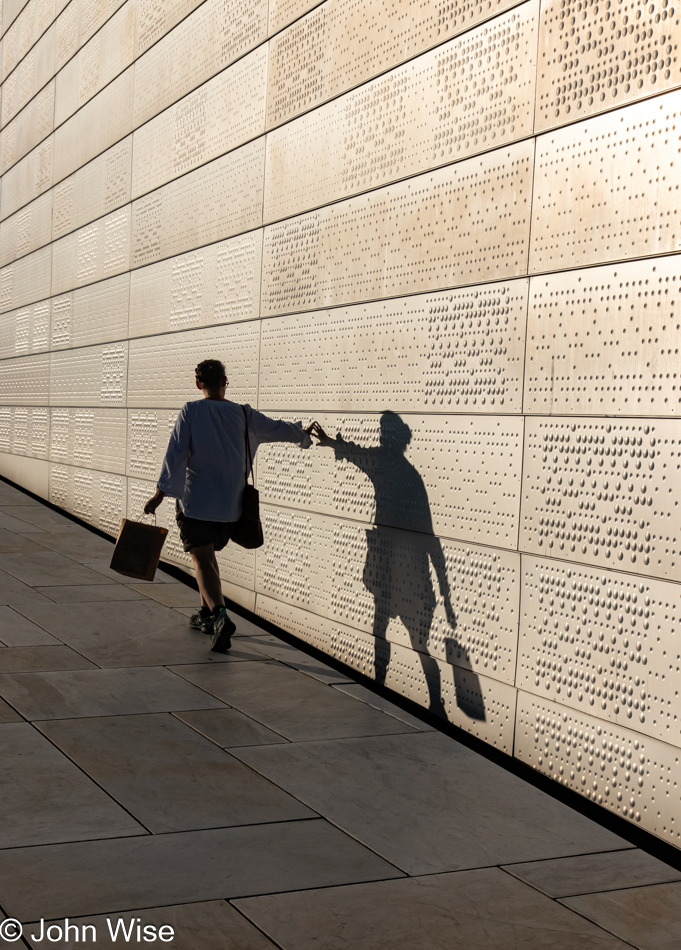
[0,480,680,950]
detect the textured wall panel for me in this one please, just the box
[265,2,538,221]
[54,0,135,126]
[53,65,133,183]
[51,205,131,295]
[127,323,260,408]
[0,351,49,403]
[256,593,518,750]
[132,45,268,199]
[518,555,681,747]
[49,406,126,473]
[128,232,262,338]
[131,137,265,268]
[1,18,55,127]
[0,450,48,496]
[126,407,178,478]
[0,78,53,174]
[132,0,268,129]
[2,1,32,38]
[530,91,681,273]
[259,280,528,413]
[266,0,526,128]
[258,412,524,548]
[0,297,49,356]
[268,0,321,35]
[0,187,51,265]
[54,0,128,73]
[49,460,126,534]
[0,404,48,456]
[52,136,132,240]
[49,340,128,406]
[262,139,534,315]
[0,244,51,312]
[0,132,52,220]
[1,0,67,81]
[520,417,681,581]
[50,273,129,349]
[535,0,681,133]
[515,691,681,845]
[134,0,204,57]
[524,256,681,417]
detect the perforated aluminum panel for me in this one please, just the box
[259,280,528,413]
[535,0,681,133]
[515,691,681,846]
[262,139,534,315]
[267,0,321,36]
[54,0,135,126]
[53,65,133,184]
[50,460,126,535]
[52,136,132,241]
[54,0,129,73]
[266,0,526,128]
[0,78,53,175]
[0,132,53,220]
[256,593,517,750]
[0,244,51,312]
[524,256,681,416]
[51,205,131,296]
[126,323,260,408]
[50,273,130,349]
[520,416,681,581]
[128,232,262,338]
[134,0,205,57]
[132,45,268,199]
[265,2,538,221]
[50,341,128,407]
[131,138,265,268]
[530,91,681,273]
[0,404,48,456]
[0,351,48,403]
[2,0,32,38]
[0,297,49,356]
[49,406,126,473]
[132,0,268,129]
[126,407,179,479]
[518,555,681,747]
[1,0,63,81]
[0,187,51,265]
[1,18,55,128]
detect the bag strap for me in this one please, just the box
[241,405,254,486]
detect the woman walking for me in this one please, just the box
[144,359,313,653]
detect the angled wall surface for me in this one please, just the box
[0,0,679,846]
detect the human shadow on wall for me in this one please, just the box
[312,412,485,722]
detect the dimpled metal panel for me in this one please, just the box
[0,132,52,220]
[268,0,321,35]
[134,0,205,56]
[126,323,260,408]
[131,138,265,268]
[530,91,681,273]
[0,297,49,356]
[519,555,681,746]
[51,205,131,296]
[52,136,132,240]
[50,273,130,349]
[48,406,126,473]
[0,78,53,175]
[126,407,178,478]
[2,1,32,38]
[524,256,681,416]
[0,244,51,312]
[257,412,524,547]
[535,0,681,133]
[53,0,128,72]
[520,417,681,580]
[0,187,51,265]
[49,341,128,407]
[515,691,681,845]
[259,280,528,413]
[0,351,49,403]
[256,593,517,749]
[0,405,49,457]
[1,19,55,128]
[49,460,126,535]
[265,2,538,220]
[262,139,534,315]
[132,0,268,129]
[128,232,262,338]
[1,0,60,81]
[132,46,268,199]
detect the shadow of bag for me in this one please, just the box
[230,405,264,549]
[110,518,168,581]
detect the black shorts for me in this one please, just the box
[175,502,232,552]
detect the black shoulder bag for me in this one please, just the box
[230,406,264,549]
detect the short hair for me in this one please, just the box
[195,359,225,389]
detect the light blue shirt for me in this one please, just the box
[157,399,311,522]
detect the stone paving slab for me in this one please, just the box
[173,707,289,748]
[0,607,62,646]
[562,882,681,950]
[0,646,97,673]
[0,552,113,587]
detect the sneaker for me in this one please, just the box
[210,607,236,653]
[189,607,214,634]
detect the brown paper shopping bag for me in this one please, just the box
[110,518,168,581]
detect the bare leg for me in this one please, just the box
[190,544,225,611]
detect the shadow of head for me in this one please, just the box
[380,411,412,453]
